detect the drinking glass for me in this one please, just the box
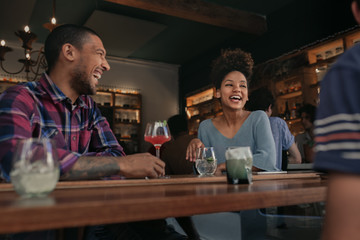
[225,146,253,184]
[195,147,217,176]
[144,121,171,158]
[10,138,60,198]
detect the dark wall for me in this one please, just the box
[179,0,357,113]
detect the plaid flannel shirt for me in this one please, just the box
[0,73,125,181]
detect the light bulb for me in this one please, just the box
[51,17,56,25]
[0,40,5,46]
[24,26,30,33]
[26,53,30,60]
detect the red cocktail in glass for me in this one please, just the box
[144,121,171,158]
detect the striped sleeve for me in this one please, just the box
[314,46,360,174]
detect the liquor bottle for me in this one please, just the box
[295,103,302,118]
[290,103,297,119]
[284,101,290,120]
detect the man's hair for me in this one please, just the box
[167,114,188,137]
[356,0,360,7]
[245,87,274,111]
[211,48,254,90]
[44,24,100,73]
[299,104,317,123]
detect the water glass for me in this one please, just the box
[195,147,217,176]
[10,138,60,198]
[225,146,253,184]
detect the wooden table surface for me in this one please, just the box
[0,172,327,234]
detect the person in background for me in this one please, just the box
[245,87,301,170]
[314,1,360,239]
[147,114,195,174]
[160,114,200,240]
[295,104,317,163]
[161,114,196,175]
[0,24,185,240]
[186,48,277,173]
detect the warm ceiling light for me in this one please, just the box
[0,0,59,81]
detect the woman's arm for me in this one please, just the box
[186,138,204,162]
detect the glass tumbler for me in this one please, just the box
[195,147,217,176]
[10,138,60,198]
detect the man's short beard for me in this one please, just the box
[70,67,96,96]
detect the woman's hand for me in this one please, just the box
[186,138,204,162]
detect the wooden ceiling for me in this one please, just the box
[0,0,356,66]
[105,0,267,34]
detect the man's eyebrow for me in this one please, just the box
[97,49,106,55]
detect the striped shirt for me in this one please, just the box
[0,73,125,181]
[314,43,360,174]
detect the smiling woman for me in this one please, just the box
[186,48,278,173]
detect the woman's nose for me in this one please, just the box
[232,84,241,91]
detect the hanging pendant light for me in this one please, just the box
[0,0,60,81]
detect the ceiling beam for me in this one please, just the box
[105,0,267,35]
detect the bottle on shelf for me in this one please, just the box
[290,103,297,119]
[295,103,302,118]
[284,101,290,120]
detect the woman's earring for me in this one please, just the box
[216,91,221,98]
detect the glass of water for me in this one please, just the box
[10,138,60,198]
[195,147,217,176]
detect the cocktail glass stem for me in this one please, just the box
[155,145,161,158]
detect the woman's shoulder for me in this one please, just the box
[199,118,213,128]
[249,110,268,120]
[250,110,267,116]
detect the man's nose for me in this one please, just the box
[102,58,110,71]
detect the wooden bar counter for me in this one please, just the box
[0,172,327,234]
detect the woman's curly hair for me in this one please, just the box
[211,48,254,89]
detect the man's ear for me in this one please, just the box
[352,1,360,25]
[61,43,76,62]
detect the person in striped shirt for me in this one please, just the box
[314,0,360,239]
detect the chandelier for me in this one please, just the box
[0,0,59,81]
